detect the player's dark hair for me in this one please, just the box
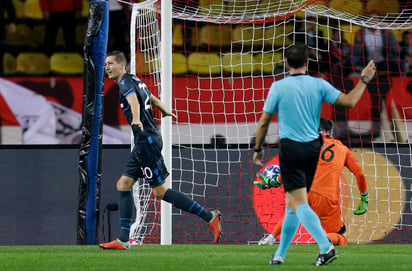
[285,44,308,69]
[106,50,128,66]
[319,117,333,133]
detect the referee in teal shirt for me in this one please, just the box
[253,44,376,266]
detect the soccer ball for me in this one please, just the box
[263,165,281,187]
[263,164,281,180]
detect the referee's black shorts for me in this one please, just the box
[279,138,321,192]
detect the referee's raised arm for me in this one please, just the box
[334,60,376,108]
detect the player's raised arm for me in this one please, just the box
[150,95,177,119]
[334,60,376,108]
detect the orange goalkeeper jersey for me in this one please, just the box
[309,133,367,203]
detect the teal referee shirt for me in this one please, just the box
[263,74,341,143]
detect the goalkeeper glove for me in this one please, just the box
[354,192,368,215]
[253,173,282,190]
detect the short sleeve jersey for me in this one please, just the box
[263,74,341,142]
[118,74,158,136]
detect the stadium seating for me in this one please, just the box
[16,52,50,75]
[50,52,84,75]
[5,24,33,46]
[226,0,260,15]
[264,24,294,48]
[187,52,221,75]
[173,24,184,48]
[392,29,408,43]
[318,25,332,40]
[32,24,46,46]
[199,24,232,47]
[259,0,324,16]
[199,0,225,16]
[254,51,283,74]
[3,1,398,79]
[172,53,187,75]
[3,53,17,75]
[135,52,160,74]
[329,0,364,16]
[232,24,264,47]
[82,0,89,18]
[13,0,25,19]
[339,24,361,45]
[76,24,87,46]
[55,28,67,47]
[221,52,254,75]
[24,0,44,20]
[366,0,399,15]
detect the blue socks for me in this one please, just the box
[296,204,331,254]
[119,191,133,242]
[163,189,213,222]
[274,204,332,259]
[118,189,213,242]
[274,208,299,260]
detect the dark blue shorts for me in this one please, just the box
[122,132,169,188]
[279,138,321,192]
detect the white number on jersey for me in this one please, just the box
[138,82,151,111]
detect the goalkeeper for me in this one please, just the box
[255,118,368,246]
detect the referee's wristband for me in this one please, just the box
[254,148,263,153]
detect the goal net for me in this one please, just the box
[128,0,412,244]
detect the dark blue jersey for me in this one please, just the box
[118,74,159,137]
[118,74,168,184]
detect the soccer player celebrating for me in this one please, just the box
[253,44,375,266]
[99,51,222,249]
[255,118,369,246]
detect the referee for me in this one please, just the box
[253,44,376,266]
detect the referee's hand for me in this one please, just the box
[361,60,376,81]
[253,150,264,166]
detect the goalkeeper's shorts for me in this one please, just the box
[308,191,345,234]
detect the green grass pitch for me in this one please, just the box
[0,244,411,270]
